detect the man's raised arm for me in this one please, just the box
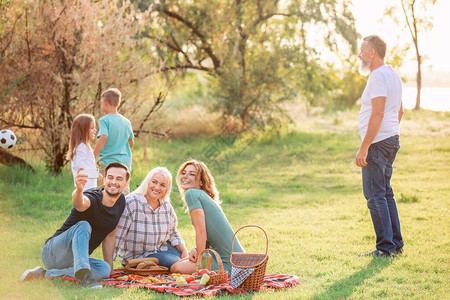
[72,168,91,212]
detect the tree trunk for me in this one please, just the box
[240,108,249,129]
[142,134,148,161]
[0,149,35,172]
[53,149,66,174]
[415,54,421,110]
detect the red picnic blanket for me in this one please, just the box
[56,269,300,297]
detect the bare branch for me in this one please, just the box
[135,93,164,137]
[401,0,417,43]
[129,64,213,84]
[159,6,206,40]
[133,129,170,138]
[25,9,31,64]
[158,5,221,70]
[169,33,193,65]
[52,5,67,27]
[253,12,295,29]
[0,12,23,58]
[0,118,43,129]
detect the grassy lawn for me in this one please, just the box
[0,109,449,299]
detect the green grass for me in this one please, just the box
[0,109,449,299]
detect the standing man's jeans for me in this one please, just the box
[362,134,404,253]
[41,221,110,280]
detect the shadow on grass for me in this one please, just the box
[312,257,393,299]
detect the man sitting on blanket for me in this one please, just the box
[20,162,130,289]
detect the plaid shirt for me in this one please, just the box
[114,194,185,265]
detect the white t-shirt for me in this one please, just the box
[71,143,97,191]
[358,65,402,143]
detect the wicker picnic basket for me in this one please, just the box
[193,248,228,285]
[230,225,269,290]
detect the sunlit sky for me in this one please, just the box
[351,0,450,74]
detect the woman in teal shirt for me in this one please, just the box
[171,159,244,274]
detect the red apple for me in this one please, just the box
[198,268,210,275]
[185,275,196,283]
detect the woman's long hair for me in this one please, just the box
[176,159,220,204]
[131,167,172,202]
[66,114,95,161]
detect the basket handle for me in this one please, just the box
[195,248,224,273]
[231,224,269,257]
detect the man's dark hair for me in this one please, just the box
[105,162,130,181]
[363,35,387,59]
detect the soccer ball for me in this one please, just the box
[0,129,17,149]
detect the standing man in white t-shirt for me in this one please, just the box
[356,35,404,257]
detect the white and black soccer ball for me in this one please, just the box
[0,129,17,149]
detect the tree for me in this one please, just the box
[385,0,437,110]
[134,0,358,129]
[0,0,167,173]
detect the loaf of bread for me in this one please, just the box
[125,257,159,267]
[149,265,168,271]
[136,261,157,269]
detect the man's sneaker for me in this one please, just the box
[358,249,394,257]
[20,266,46,281]
[80,273,103,289]
[394,247,404,255]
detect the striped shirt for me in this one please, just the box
[114,193,185,265]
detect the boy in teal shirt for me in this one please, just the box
[94,88,134,194]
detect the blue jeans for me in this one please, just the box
[145,243,182,269]
[41,221,110,280]
[362,135,404,252]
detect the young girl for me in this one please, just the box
[66,114,100,191]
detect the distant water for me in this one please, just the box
[403,87,450,111]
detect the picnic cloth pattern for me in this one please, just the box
[230,266,255,288]
[53,269,300,297]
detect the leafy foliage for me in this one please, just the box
[1,0,362,172]
[0,0,168,173]
[135,0,359,128]
[385,0,437,110]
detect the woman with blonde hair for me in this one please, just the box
[114,167,188,270]
[171,159,244,274]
